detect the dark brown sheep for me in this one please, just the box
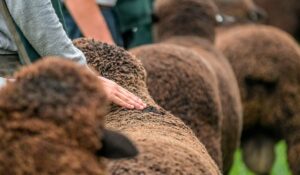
[253,0,300,39]
[131,43,223,168]
[139,0,243,172]
[216,24,300,175]
[214,0,300,40]
[213,0,267,26]
[154,0,218,43]
[74,38,221,175]
[0,58,138,175]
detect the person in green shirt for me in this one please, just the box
[114,0,153,48]
[61,0,154,49]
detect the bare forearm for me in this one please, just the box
[65,0,114,44]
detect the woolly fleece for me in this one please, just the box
[217,24,300,175]
[74,38,221,175]
[0,58,109,175]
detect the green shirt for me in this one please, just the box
[114,0,153,48]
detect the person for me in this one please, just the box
[62,0,154,49]
[0,0,146,110]
[62,0,123,46]
[114,0,153,48]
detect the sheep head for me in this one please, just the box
[153,0,219,42]
[0,58,137,160]
[213,0,267,25]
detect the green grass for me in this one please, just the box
[229,141,292,175]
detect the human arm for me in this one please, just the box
[5,0,86,64]
[0,77,7,88]
[65,0,114,44]
[5,0,145,109]
[86,67,146,109]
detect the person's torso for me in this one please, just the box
[114,0,152,32]
[0,12,18,54]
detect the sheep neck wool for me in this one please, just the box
[0,58,109,175]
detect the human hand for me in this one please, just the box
[0,77,15,88]
[0,77,7,88]
[99,76,146,110]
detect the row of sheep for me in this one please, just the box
[0,0,300,175]
[0,41,220,174]
[215,0,300,41]
[216,0,300,174]
[132,0,300,174]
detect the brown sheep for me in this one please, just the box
[131,43,223,168]
[213,0,267,26]
[0,58,138,175]
[214,0,300,40]
[216,24,300,175]
[135,0,243,172]
[74,38,221,175]
[253,0,300,40]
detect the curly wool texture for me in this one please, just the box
[253,0,300,38]
[216,24,300,175]
[74,38,221,175]
[151,0,243,172]
[154,0,218,42]
[0,58,108,175]
[131,44,223,168]
[164,36,243,173]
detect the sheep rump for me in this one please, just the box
[217,24,300,175]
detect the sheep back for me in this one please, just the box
[74,39,221,175]
[131,43,223,168]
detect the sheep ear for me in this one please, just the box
[97,129,138,159]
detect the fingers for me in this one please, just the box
[110,94,135,109]
[118,84,145,104]
[115,87,145,110]
[100,77,146,110]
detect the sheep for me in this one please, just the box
[131,43,223,169]
[214,0,300,40]
[0,58,138,175]
[133,0,243,172]
[253,0,300,40]
[216,24,300,175]
[213,0,267,26]
[73,38,221,175]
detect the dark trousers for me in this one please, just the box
[0,54,22,77]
